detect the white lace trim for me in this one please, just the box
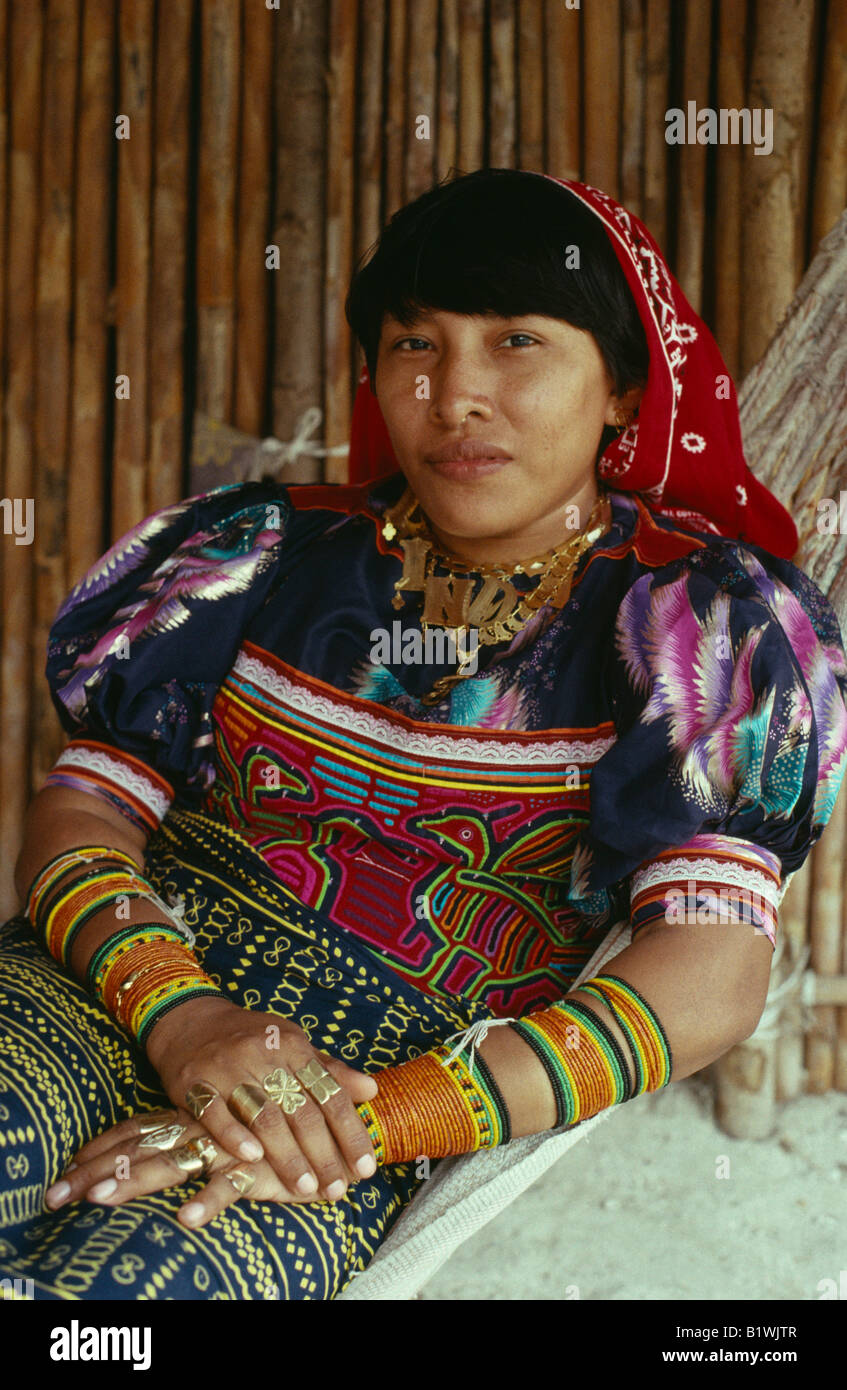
[48,743,172,824]
[229,649,617,767]
[630,854,782,910]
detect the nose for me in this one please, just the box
[427,352,495,428]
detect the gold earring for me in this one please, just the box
[614,408,632,434]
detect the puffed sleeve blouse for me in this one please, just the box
[42,475,847,1013]
[43,480,292,834]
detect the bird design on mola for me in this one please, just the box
[410,808,584,974]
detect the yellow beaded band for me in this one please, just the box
[43,868,160,964]
[24,846,140,925]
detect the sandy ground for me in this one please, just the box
[415,1073,847,1301]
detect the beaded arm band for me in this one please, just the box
[355,975,673,1165]
[23,845,222,1046]
[356,1033,512,1164]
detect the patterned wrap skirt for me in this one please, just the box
[0,808,501,1300]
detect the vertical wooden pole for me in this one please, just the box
[355,0,386,256]
[351,0,386,396]
[774,858,813,1101]
[714,0,747,383]
[545,0,580,182]
[489,0,516,170]
[406,0,438,199]
[271,0,326,485]
[517,0,545,173]
[620,0,645,219]
[149,0,192,511]
[458,0,485,177]
[437,0,460,179]
[811,0,847,253]
[583,0,620,199]
[235,0,274,441]
[69,0,114,575]
[741,0,816,375]
[32,0,79,793]
[113,0,154,538]
[324,0,358,482]
[0,0,43,916]
[806,779,847,1092]
[384,0,408,216]
[675,0,711,314]
[196,0,240,429]
[642,0,670,251]
[836,801,847,1090]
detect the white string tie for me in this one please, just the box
[439,1017,518,1077]
[251,407,350,476]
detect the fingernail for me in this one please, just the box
[46,1181,70,1207]
[296,1174,318,1195]
[88,1179,118,1201]
[356,1155,376,1178]
[181,1203,205,1225]
[66,1162,78,1172]
[240,1140,264,1161]
[327,1180,346,1200]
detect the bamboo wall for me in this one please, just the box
[1,0,846,1100]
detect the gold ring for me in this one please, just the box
[221,1166,257,1197]
[170,1144,208,1176]
[294,1059,342,1106]
[138,1123,187,1152]
[185,1083,218,1120]
[189,1136,218,1172]
[229,1082,269,1128]
[137,1111,178,1134]
[262,1067,306,1116]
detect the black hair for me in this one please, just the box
[345,168,650,409]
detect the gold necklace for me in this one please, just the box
[380,486,612,704]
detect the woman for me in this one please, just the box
[1,169,845,1301]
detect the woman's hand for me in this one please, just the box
[44,1106,353,1228]
[138,995,380,1203]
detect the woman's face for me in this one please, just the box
[374,309,643,563]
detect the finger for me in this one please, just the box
[319,1052,379,1100]
[75,1131,237,1209]
[177,1162,272,1229]
[301,1064,378,1180]
[46,1145,128,1209]
[235,1085,328,1198]
[49,1112,197,1209]
[276,1055,366,1201]
[175,1079,265,1165]
[69,1109,180,1167]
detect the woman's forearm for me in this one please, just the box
[14,788,148,901]
[13,789,175,982]
[477,916,774,1139]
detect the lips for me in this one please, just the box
[425,440,513,479]
[425,440,513,463]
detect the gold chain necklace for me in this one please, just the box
[380,485,612,704]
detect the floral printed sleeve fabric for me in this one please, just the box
[42,479,289,835]
[568,540,847,947]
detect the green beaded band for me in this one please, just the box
[86,922,190,995]
[51,879,162,968]
[463,1048,512,1146]
[510,997,633,1128]
[31,858,155,939]
[577,973,673,1093]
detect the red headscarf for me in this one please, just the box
[347,176,798,561]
